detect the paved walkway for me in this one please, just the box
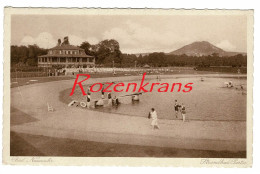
[11,74,246,151]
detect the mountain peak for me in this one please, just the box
[169,41,226,56]
[193,41,210,44]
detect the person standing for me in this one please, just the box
[107,92,112,106]
[86,93,91,109]
[150,108,159,129]
[174,100,180,118]
[101,85,105,99]
[181,103,186,122]
[112,95,120,106]
[87,86,91,95]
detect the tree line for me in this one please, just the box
[11,40,247,68]
[11,45,47,66]
[137,52,247,67]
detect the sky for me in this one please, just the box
[11,15,247,54]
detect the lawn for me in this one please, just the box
[10,131,246,158]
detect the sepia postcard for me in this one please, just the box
[3,8,254,167]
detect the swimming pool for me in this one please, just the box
[65,76,247,121]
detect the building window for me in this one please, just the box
[60,58,66,62]
[53,58,58,62]
[60,50,62,54]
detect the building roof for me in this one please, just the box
[143,64,150,68]
[38,54,94,58]
[49,44,84,50]
[39,43,94,58]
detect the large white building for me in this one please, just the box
[38,37,95,68]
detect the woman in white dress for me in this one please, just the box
[150,108,159,129]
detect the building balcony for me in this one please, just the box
[38,61,95,68]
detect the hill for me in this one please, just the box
[168,41,246,57]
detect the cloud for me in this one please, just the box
[20,32,57,48]
[20,36,35,45]
[69,35,85,46]
[87,37,99,45]
[20,33,100,48]
[68,35,98,45]
[102,20,187,53]
[216,40,236,51]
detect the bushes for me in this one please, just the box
[11,66,45,72]
[11,72,48,78]
[196,67,247,74]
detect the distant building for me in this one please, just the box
[38,37,95,68]
[143,64,150,68]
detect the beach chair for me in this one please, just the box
[47,102,54,112]
[68,100,79,107]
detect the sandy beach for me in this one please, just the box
[10,74,246,156]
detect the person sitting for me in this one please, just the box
[132,94,139,101]
[112,96,120,106]
[95,99,104,106]
[228,81,233,88]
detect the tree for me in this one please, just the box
[95,39,122,65]
[80,41,95,56]
[10,44,47,67]
[147,52,166,67]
